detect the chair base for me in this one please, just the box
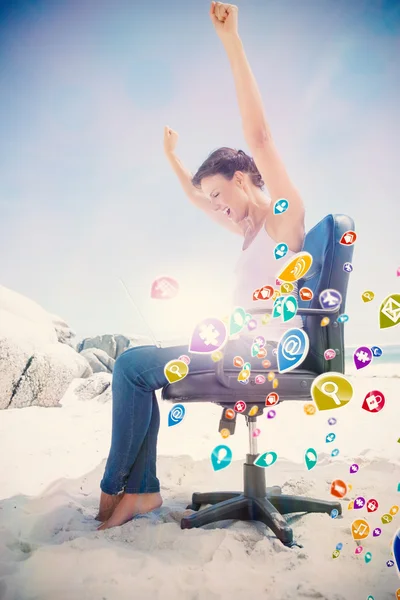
[181,462,342,546]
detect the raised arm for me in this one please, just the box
[163,126,243,236]
[210,2,305,248]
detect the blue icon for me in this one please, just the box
[337,314,349,323]
[305,448,318,470]
[274,243,289,260]
[282,295,298,322]
[336,543,343,551]
[254,451,278,468]
[211,445,232,471]
[393,526,400,575]
[328,418,337,426]
[371,346,382,357]
[168,404,185,427]
[277,328,310,374]
[319,288,343,311]
[239,378,249,385]
[273,198,289,215]
[326,433,336,443]
[331,449,340,457]
[343,262,353,273]
[386,560,394,567]
[272,296,284,319]
[330,508,339,519]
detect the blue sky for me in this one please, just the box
[0,0,399,347]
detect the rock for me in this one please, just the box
[73,373,112,403]
[79,348,115,374]
[48,313,76,347]
[76,333,152,360]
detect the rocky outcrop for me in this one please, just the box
[73,372,112,403]
[76,333,151,360]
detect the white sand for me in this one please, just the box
[1,369,400,600]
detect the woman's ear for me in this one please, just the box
[234,171,245,187]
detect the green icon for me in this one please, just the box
[229,307,246,336]
[381,513,393,524]
[311,373,353,411]
[305,448,318,470]
[332,550,340,558]
[365,552,372,563]
[254,452,278,468]
[379,294,400,329]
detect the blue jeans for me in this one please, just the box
[100,338,278,495]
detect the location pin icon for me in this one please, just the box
[305,448,318,470]
[393,527,400,576]
[364,552,372,564]
[211,445,232,471]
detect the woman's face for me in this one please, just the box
[200,172,250,224]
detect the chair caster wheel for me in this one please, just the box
[186,503,201,511]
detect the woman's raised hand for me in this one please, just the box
[210,2,239,39]
[163,126,179,154]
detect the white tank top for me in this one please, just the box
[232,222,304,342]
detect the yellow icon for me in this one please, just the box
[396,588,400,600]
[273,378,279,389]
[271,290,281,301]
[382,513,393,524]
[211,350,223,362]
[221,315,229,324]
[321,317,330,327]
[304,404,316,415]
[311,373,354,411]
[276,252,313,283]
[164,359,189,383]
[220,428,230,439]
[351,518,370,541]
[347,484,352,492]
[389,504,399,516]
[362,290,375,303]
[267,372,275,382]
[238,369,250,382]
[248,406,259,416]
[348,501,354,510]
[262,313,271,325]
[280,282,294,294]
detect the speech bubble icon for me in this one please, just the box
[305,448,318,470]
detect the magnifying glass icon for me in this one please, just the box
[169,364,182,377]
[321,381,342,406]
[364,292,372,300]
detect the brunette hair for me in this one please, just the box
[192,147,264,189]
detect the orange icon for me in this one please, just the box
[299,287,314,301]
[220,428,230,439]
[233,356,244,368]
[273,378,279,389]
[271,290,281,301]
[225,409,235,420]
[396,589,400,600]
[330,479,348,498]
[390,504,399,515]
[351,518,370,541]
[321,317,330,327]
[257,348,267,359]
[348,501,354,510]
[304,404,316,415]
[262,359,271,369]
[276,252,313,283]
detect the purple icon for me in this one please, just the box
[372,527,382,537]
[386,560,394,567]
[354,496,366,509]
[353,346,373,370]
[343,262,353,273]
[247,319,257,331]
[328,418,337,426]
[319,288,342,311]
[254,335,266,348]
[189,318,227,354]
[267,410,276,419]
[350,463,359,474]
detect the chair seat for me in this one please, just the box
[162,369,318,403]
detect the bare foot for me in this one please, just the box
[97,492,163,530]
[95,490,125,522]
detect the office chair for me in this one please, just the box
[161,214,355,547]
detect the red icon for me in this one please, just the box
[366,498,378,513]
[234,400,247,413]
[265,393,279,407]
[339,231,357,246]
[299,287,314,301]
[362,390,385,413]
[276,278,282,286]
[225,409,235,420]
[253,285,274,301]
[330,479,348,499]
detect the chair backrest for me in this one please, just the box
[298,214,355,374]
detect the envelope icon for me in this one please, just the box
[380,294,400,329]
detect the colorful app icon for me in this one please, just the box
[299,287,313,301]
[387,560,395,567]
[273,198,289,214]
[372,527,381,537]
[321,317,330,327]
[379,294,400,329]
[220,428,230,439]
[211,445,232,471]
[267,410,276,419]
[336,543,343,551]
[390,505,399,516]
[280,282,294,294]
[326,433,336,443]
[393,527,400,576]
[272,378,279,389]
[262,359,272,369]
[362,290,375,302]
[328,417,337,426]
[272,296,284,318]
[366,499,378,513]
[255,375,266,384]
[330,479,348,498]
[256,285,274,300]
[251,343,261,357]
[167,404,186,427]
[243,362,251,371]
[276,252,313,283]
[254,451,278,468]
[248,406,259,417]
[330,509,339,518]
[252,428,261,437]
[319,288,342,311]
[353,346,373,370]
[348,501,354,510]
[234,400,247,413]
[277,328,310,374]
[189,318,227,354]
[151,276,179,299]
[324,349,336,360]
[362,390,385,413]
[238,369,250,382]
[247,319,257,331]
[257,348,267,359]
[351,518,370,540]
[164,360,189,383]
[350,463,359,474]
[211,350,223,362]
[337,313,349,323]
[311,373,353,411]
[370,346,382,357]
[282,295,298,322]
[332,550,340,559]
[265,392,279,406]
[305,448,318,470]
[304,403,316,415]
[254,335,266,348]
[364,552,372,563]
[354,497,366,509]
[233,356,244,368]
[354,546,363,554]
[262,313,271,325]
[343,262,353,272]
[274,243,289,260]
[331,449,340,457]
[381,513,393,524]
[229,307,246,335]
[339,230,357,245]
[396,589,400,600]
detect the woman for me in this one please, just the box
[97,1,305,530]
